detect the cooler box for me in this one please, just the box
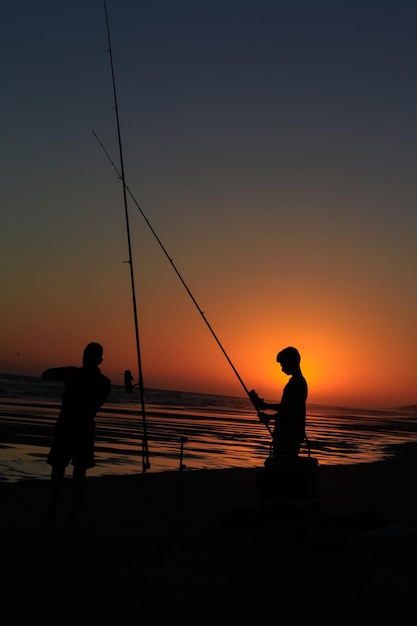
[256,454,319,504]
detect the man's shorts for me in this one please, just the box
[47,421,95,469]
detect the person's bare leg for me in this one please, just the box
[67,465,86,526]
[45,464,65,525]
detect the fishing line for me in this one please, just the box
[102,0,150,471]
[92,130,273,437]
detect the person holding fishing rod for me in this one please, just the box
[250,346,308,462]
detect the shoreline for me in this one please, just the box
[2,452,417,529]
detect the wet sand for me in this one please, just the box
[2,447,417,623]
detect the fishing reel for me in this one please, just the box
[249,389,266,411]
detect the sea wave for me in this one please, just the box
[1,373,417,483]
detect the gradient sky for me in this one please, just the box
[1,1,416,408]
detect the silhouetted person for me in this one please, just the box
[124,369,134,393]
[251,346,308,462]
[42,342,111,528]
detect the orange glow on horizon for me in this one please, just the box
[1,220,416,411]
[2,314,415,411]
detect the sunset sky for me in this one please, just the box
[1,1,416,409]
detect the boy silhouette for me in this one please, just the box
[252,346,308,460]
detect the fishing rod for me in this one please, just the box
[92,130,273,438]
[102,0,150,471]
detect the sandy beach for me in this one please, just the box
[2,447,417,624]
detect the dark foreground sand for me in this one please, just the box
[2,449,417,624]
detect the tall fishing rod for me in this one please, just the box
[92,130,273,438]
[102,0,150,471]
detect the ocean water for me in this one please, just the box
[1,373,417,483]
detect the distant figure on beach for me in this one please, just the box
[250,346,308,461]
[124,369,134,393]
[42,342,111,528]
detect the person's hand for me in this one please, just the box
[258,412,270,424]
[249,390,266,410]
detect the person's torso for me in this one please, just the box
[274,375,308,438]
[56,366,110,423]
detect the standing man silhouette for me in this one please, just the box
[42,342,111,528]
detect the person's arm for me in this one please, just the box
[262,401,280,411]
[41,366,76,381]
[249,390,280,412]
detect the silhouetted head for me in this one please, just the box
[276,346,301,370]
[83,342,103,367]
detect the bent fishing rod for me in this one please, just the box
[102,0,150,471]
[92,130,273,438]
